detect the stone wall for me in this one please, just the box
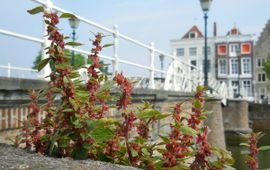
[0,77,226,148]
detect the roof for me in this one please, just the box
[181,25,204,39]
[227,25,241,36]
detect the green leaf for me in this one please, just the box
[194,100,201,109]
[259,146,270,151]
[141,148,149,156]
[40,134,50,142]
[58,136,70,148]
[37,58,50,72]
[131,150,138,157]
[156,113,171,120]
[62,108,74,113]
[66,41,83,46]
[90,127,114,143]
[239,143,250,147]
[97,80,115,93]
[69,71,80,79]
[137,109,160,119]
[71,145,88,160]
[159,135,170,143]
[103,44,114,48]
[179,126,197,136]
[60,13,76,18]
[27,6,44,15]
[240,149,250,155]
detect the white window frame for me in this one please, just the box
[242,57,251,75]
[230,58,239,75]
[229,43,240,57]
[218,58,227,75]
[189,47,197,56]
[176,48,184,56]
[256,58,266,68]
[243,80,252,96]
[258,73,267,83]
[259,87,267,99]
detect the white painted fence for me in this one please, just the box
[0,0,228,100]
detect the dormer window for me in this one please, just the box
[189,32,197,39]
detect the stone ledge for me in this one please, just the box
[0,143,139,170]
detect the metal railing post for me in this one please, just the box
[7,63,11,78]
[113,25,119,75]
[40,0,53,80]
[172,52,177,90]
[149,42,155,89]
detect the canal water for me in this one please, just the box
[226,129,270,170]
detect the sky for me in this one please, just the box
[0,0,270,78]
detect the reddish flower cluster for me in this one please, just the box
[114,73,132,110]
[163,104,190,167]
[191,127,211,170]
[44,12,65,48]
[173,103,181,122]
[137,121,149,139]
[246,133,258,170]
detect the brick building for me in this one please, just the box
[170,25,255,101]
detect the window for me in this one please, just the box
[176,48,184,56]
[189,47,197,56]
[243,80,252,96]
[190,60,197,70]
[241,43,251,54]
[259,88,266,99]
[219,59,227,75]
[257,58,266,67]
[189,32,197,39]
[231,81,239,98]
[231,59,239,74]
[229,43,240,57]
[217,44,227,55]
[258,73,266,82]
[202,46,211,56]
[242,58,251,74]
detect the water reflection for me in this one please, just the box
[226,129,270,169]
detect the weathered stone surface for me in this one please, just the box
[0,143,139,170]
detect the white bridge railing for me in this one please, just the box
[0,0,228,101]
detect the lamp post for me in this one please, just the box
[199,0,212,88]
[159,54,165,80]
[68,17,80,66]
[236,45,242,98]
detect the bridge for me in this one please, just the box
[0,0,228,104]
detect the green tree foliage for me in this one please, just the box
[263,60,270,80]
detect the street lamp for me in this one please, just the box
[159,54,165,80]
[199,0,212,88]
[68,17,80,66]
[236,45,242,98]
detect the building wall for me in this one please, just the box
[171,37,216,78]
[170,28,254,101]
[253,21,270,104]
[215,37,254,101]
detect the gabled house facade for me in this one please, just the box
[254,20,270,104]
[170,25,255,101]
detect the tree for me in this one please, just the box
[263,59,270,80]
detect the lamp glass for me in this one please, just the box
[159,54,165,62]
[200,0,212,12]
[69,18,80,29]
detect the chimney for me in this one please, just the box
[213,22,217,37]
